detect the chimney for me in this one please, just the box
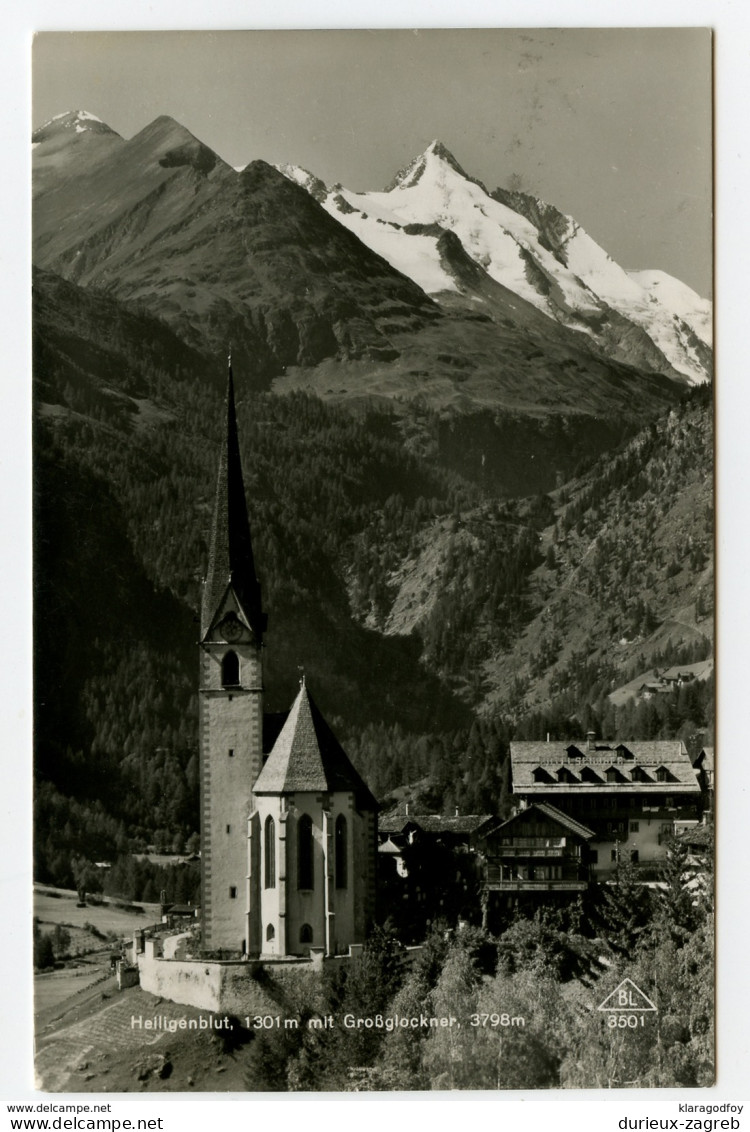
[586,730,596,751]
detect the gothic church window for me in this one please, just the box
[266,924,275,942]
[221,651,240,687]
[300,923,313,944]
[335,815,348,889]
[264,815,276,888]
[297,814,314,889]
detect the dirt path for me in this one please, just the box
[35,984,164,1092]
[35,985,251,1093]
[35,965,118,1037]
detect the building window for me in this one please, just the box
[335,815,348,889]
[300,923,313,944]
[297,814,314,889]
[228,748,234,758]
[226,824,231,834]
[264,815,276,889]
[266,924,275,942]
[221,651,240,687]
[629,821,639,833]
[610,849,618,863]
[590,850,599,864]
[229,886,237,899]
[630,849,640,864]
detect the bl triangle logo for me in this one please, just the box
[597,978,657,1012]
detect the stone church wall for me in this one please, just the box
[137,952,330,1019]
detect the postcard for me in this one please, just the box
[30,27,714,1095]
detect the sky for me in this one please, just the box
[32,28,713,297]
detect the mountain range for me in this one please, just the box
[33,111,709,418]
[278,140,711,387]
[31,109,714,863]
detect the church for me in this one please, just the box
[198,364,378,959]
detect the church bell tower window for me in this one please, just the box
[221,651,240,687]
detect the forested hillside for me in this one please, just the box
[354,384,714,728]
[32,261,713,891]
[242,849,714,1090]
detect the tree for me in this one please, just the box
[652,835,704,947]
[420,943,483,1089]
[477,966,571,1089]
[288,926,406,1091]
[560,921,714,1088]
[52,924,71,956]
[71,856,100,905]
[33,920,56,970]
[592,862,654,957]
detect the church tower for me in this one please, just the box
[199,362,266,953]
[247,678,378,958]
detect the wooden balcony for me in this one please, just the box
[486,878,588,892]
[496,837,567,849]
[486,864,588,889]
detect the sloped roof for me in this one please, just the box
[675,823,713,849]
[660,660,714,681]
[253,681,377,809]
[533,802,596,839]
[416,814,493,835]
[694,746,714,772]
[201,365,265,640]
[377,812,492,836]
[377,814,421,836]
[511,739,699,792]
[486,802,596,841]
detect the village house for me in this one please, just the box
[635,659,714,701]
[509,733,703,880]
[376,810,493,938]
[478,802,595,923]
[692,745,715,814]
[377,810,494,856]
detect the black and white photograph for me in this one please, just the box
[27,25,717,1096]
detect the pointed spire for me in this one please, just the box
[253,681,377,808]
[201,358,265,639]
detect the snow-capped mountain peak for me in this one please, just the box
[385,139,481,193]
[32,110,120,145]
[274,163,328,203]
[277,142,712,385]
